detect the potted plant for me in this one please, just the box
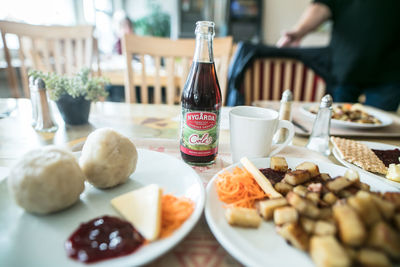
[29,68,108,125]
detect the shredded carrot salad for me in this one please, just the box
[215,167,267,209]
[159,194,194,238]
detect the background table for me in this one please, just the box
[1,98,399,266]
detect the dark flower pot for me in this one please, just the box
[56,94,91,125]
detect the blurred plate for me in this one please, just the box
[0,149,205,267]
[300,104,393,129]
[205,157,399,267]
[333,141,400,189]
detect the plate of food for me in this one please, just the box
[331,136,400,189]
[300,103,393,128]
[205,156,400,267]
[0,128,205,267]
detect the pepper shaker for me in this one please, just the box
[274,89,293,144]
[306,94,332,156]
[34,78,58,132]
[29,76,38,127]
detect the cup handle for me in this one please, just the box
[269,120,295,157]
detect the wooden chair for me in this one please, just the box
[122,34,232,105]
[0,20,98,98]
[242,58,326,105]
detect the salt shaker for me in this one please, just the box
[306,94,332,156]
[274,89,293,144]
[29,76,38,126]
[34,78,58,132]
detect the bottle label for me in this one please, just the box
[180,108,220,157]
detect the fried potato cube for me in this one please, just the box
[333,203,366,246]
[287,192,320,219]
[225,207,261,228]
[300,217,316,234]
[274,206,298,225]
[337,189,354,199]
[306,192,320,205]
[293,185,308,197]
[310,235,351,267]
[314,220,336,236]
[287,191,307,211]
[394,214,400,230]
[296,162,320,178]
[277,222,309,251]
[368,221,400,260]
[323,192,338,205]
[326,176,354,193]
[356,249,391,267]
[383,192,400,211]
[343,246,357,261]
[344,169,360,183]
[307,183,323,193]
[274,182,293,196]
[318,208,333,220]
[319,173,331,182]
[284,170,311,186]
[347,191,381,227]
[370,194,395,220]
[356,182,370,191]
[303,203,320,219]
[256,197,288,220]
[270,157,288,172]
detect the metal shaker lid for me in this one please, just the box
[281,89,293,102]
[320,94,332,108]
[34,78,46,90]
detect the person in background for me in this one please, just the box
[277,0,400,111]
[105,11,134,102]
[113,12,134,55]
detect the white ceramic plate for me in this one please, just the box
[205,157,399,267]
[300,104,393,129]
[333,141,400,189]
[0,149,205,267]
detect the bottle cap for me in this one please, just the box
[281,89,293,102]
[195,21,215,37]
[320,94,333,108]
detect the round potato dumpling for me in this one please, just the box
[79,128,138,189]
[8,146,85,214]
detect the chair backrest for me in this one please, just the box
[122,34,232,105]
[0,20,97,98]
[242,58,326,105]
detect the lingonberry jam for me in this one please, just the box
[372,149,400,167]
[65,216,144,263]
[259,168,287,185]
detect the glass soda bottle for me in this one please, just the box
[180,21,222,165]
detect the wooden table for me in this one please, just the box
[1,98,399,266]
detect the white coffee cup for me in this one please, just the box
[229,106,294,163]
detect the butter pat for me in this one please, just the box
[386,164,400,182]
[111,184,162,241]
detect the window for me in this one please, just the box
[0,0,75,49]
[83,0,114,54]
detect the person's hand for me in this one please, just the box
[276,31,303,47]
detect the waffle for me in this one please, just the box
[331,137,387,175]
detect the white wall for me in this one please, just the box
[263,0,330,46]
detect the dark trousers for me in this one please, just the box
[333,83,400,111]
